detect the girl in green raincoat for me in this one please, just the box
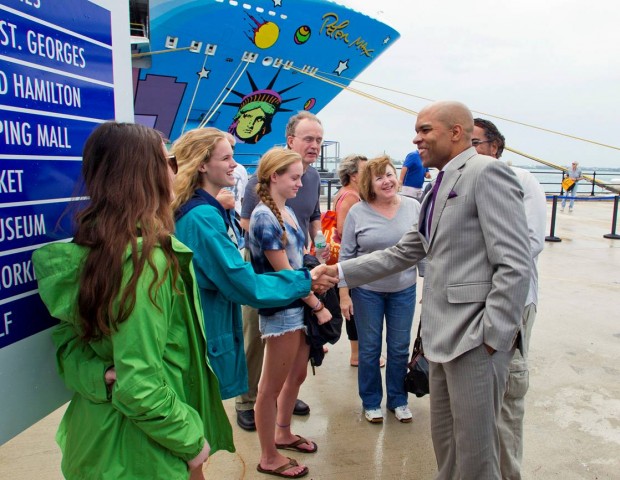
[32,122,234,480]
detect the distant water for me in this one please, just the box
[330,163,620,196]
[514,165,620,195]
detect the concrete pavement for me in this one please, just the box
[1,199,618,479]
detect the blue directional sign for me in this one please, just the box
[0,0,114,350]
[0,159,83,203]
[0,109,99,156]
[0,7,114,83]
[0,248,39,299]
[0,62,115,118]
[1,0,112,45]
[0,0,131,448]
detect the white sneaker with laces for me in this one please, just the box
[393,405,413,423]
[364,408,383,423]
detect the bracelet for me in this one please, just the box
[312,298,321,311]
[312,302,324,313]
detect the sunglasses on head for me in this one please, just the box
[167,154,178,174]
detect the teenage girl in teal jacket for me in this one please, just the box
[171,128,331,400]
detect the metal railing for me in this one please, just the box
[527,169,620,196]
[236,152,619,204]
[130,22,148,39]
[322,170,620,210]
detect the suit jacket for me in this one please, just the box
[341,148,531,363]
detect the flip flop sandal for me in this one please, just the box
[275,435,318,453]
[350,357,385,368]
[256,457,309,478]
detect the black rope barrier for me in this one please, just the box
[545,196,562,242]
[603,195,620,240]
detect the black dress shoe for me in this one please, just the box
[236,409,256,431]
[293,398,310,416]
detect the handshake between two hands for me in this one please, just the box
[309,264,339,294]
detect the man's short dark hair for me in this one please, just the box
[474,118,505,159]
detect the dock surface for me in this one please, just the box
[1,200,618,479]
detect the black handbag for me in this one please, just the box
[404,321,430,398]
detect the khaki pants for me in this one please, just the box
[235,250,264,411]
[498,303,537,480]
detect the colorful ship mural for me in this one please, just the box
[130,0,400,158]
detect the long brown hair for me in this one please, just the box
[255,147,302,246]
[73,122,179,340]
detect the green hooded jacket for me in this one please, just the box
[32,237,234,480]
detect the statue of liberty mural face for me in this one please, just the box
[236,107,267,139]
[229,98,277,144]
[225,69,301,145]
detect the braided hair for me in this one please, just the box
[255,147,303,246]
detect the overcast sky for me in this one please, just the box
[319,0,620,170]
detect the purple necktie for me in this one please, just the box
[427,170,445,230]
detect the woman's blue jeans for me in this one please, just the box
[351,284,416,410]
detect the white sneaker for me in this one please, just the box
[364,408,383,423]
[392,405,413,423]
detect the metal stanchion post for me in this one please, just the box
[545,195,562,242]
[603,195,620,240]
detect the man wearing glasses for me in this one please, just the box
[473,117,547,480]
[235,111,324,430]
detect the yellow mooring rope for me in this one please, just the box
[290,67,619,194]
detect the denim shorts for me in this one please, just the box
[259,306,306,338]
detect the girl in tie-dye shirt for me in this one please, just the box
[249,147,331,478]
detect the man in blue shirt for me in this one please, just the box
[399,150,430,201]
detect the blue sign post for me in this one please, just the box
[0,0,122,444]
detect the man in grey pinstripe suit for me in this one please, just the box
[327,101,531,479]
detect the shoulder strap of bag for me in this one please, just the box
[412,321,424,356]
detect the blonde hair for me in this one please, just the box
[358,155,397,202]
[255,147,302,246]
[170,127,228,212]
